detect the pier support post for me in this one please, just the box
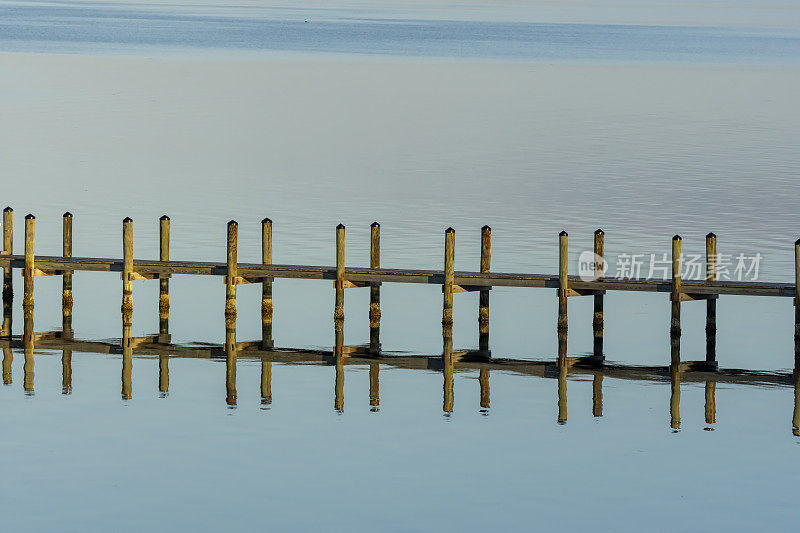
[122,319,132,400]
[225,220,238,327]
[670,364,681,430]
[705,380,716,428]
[443,322,454,415]
[159,354,169,396]
[592,374,603,417]
[670,235,682,365]
[261,355,272,406]
[443,228,455,327]
[261,218,273,350]
[479,368,490,410]
[369,222,381,354]
[334,323,344,413]
[479,225,491,355]
[158,215,170,343]
[593,229,604,359]
[558,231,568,333]
[121,217,133,324]
[23,214,35,313]
[23,305,34,394]
[2,207,12,337]
[62,212,73,337]
[335,224,345,322]
[2,347,12,384]
[706,233,717,363]
[369,362,379,411]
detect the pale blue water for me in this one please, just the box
[2,1,800,531]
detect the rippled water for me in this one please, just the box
[1,1,800,531]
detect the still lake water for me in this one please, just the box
[2,0,800,530]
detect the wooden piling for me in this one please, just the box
[369,222,381,354]
[23,305,34,393]
[557,320,568,424]
[261,218,273,350]
[670,364,681,430]
[2,207,12,336]
[592,374,603,417]
[62,348,72,394]
[334,224,345,322]
[558,231,568,332]
[671,235,682,364]
[334,324,344,413]
[369,362,379,410]
[2,347,11,384]
[261,356,272,406]
[121,217,133,324]
[23,214,35,312]
[443,228,455,326]
[443,323,454,414]
[479,225,491,355]
[706,233,717,363]
[159,215,170,343]
[795,238,800,366]
[122,321,132,400]
[705,380,716,427]
[62,212,73,336]
[225,320,237,408]
[593,229,604,359]
[479,368,490,410]
[159,354,169,396]
[793,370,800,436]
[225,220,238,328]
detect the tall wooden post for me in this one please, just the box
[443,322,454,415]
[335,224,345,322]
[671,235,682,365]
[225,220,238,407]
[443,228,455,327]
[334,324,344,413]
[670,364,681,430]
[557,359,568,425]
[706,233,717,363]
[558,231,568,333]
[369,362,379,411]
[62,348,73,394]
[23,306,34,394]
[261,355,272,406]
[593,229,604,359]
[159,354,169,397]
[158,215,170,343]
[23,214,35,313]
[479,225,491,355]
[261,218,273,350]
[62,212,73,337]
[121,217,134,324]
[2,347,11,384]
[122,318,132,400]
[369,222,381,354]
[479,368,490,410]
[592,374,603,417]
[705,381,716,427]
[1,207,12,336]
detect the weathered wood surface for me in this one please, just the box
[0,254,792,297]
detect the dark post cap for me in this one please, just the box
[25,214,35,220]
[336,223,345,230]
[672,234,681,241]
[371,221,380,228]
[706,232,716,239]
[795,238,800,246]
[481,225,491,231]
[227,220,237,226]
[3,206,12,212]
[594,228,604,235]
[445,227,455,233]
[559,230,568,237]
[123,217,133,223]
[63,211,72,217]
[262,217,272,224]
[160,215,170,221]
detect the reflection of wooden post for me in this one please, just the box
[479,226,491,355]
[225,220,238,329]
[2,207,12,337]
[334,224,345,322]
[795,239,800,366]
[558,231,568,333]
[592,374,603,417]
[122,217,133,324]
[261,356,272,406]
[225,321,237,408]
[671,235,682,365]
[593,229,604,359]
[62,212,73,336]
[479,368,490,410]
[670,365,681,430]
[23,308,34,394]
[159,215,170,342]
[23,214,35,313]
[443,228,455,326]
[793,371,800,437]
[369,362,379,410]
[557,330,567,424]
[705,381,716,427]
[62,348,72,394]
[706,233,717,363]
[261,218,273,350]
[443,323,454,414]
[122,321,132,400]
[2,347,11,384]
[369,222,381,354]
[158,355,169,396]
[334,325,344,413]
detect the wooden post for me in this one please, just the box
[62,212,73,337]
[706,233,717,363]
[705,380,716,427]
[334,325,344,413]
[2,207,13,336]
[558,231,568,332]
[670,364,681,430]
[592,374,603,417]
[62,348,72,394]
[369,222,381,354]
[557,303,568,424]
[479,225,491,355]
[593,229,604,359]
[121,217,133,324]
[369,362,379,411]
[670,235,682,365]
[443,228,455,326]
[2,347,11,384]
[795,238,800,366]
[479,368,490,410]
[225,318,237,408]
[793,370,800,437]
[158,215,170,343]
[159,355,169,397]
[23,214,35,312]
[334,224,345,322]
[261,356,272,406]
[122,320,132,400]
[225,220,238,326]
[261,218,273,350]
[443,323,454,415]
[23,308,34,394]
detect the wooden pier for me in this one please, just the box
[1,208,800,375]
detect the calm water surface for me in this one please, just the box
[1,1,800,531]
